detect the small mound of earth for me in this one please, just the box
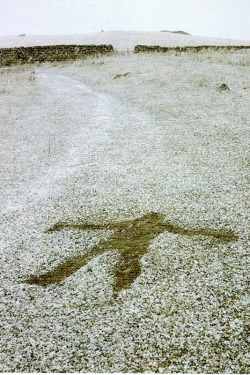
[217,83,230,92]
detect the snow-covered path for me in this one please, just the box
[1,68,164,212]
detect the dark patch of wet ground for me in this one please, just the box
[25,212,238,294]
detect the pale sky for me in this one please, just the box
[0,0,249,40]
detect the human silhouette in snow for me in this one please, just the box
[25,212,237,294]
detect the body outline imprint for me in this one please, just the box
[24,212,238,295]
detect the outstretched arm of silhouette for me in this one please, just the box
[45,220,130,233]
[46,216,238,242]
[44,212,162,233]
[161,221,238,242]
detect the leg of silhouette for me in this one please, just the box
[113,250,142,297]
[25,242,106,286]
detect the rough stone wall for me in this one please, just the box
[134,45,250,53]
[0,44,114,66]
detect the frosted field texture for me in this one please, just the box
[0,32,249,372]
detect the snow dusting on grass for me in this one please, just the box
[0,33,249,372]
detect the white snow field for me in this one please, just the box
[1,30,250,50]
[0,32,249,372]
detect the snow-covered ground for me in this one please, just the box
[0,32,249,372]
[1,30,250,51]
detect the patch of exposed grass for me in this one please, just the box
[25,212,238,294]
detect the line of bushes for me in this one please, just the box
[134,45,250,53]
[0,44,114,66]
